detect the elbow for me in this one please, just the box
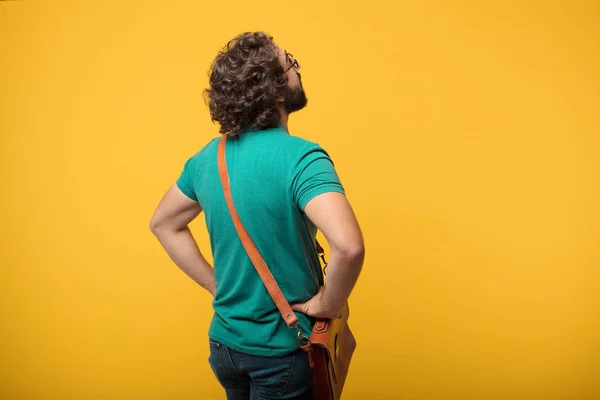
[150,217,185,235]
[338,242,365,264]
[149,217,162,235]
[349,244,366,263]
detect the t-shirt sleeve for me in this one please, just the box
[176,157,198,201]
[291,144,345,211]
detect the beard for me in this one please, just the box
[283,73,308,114]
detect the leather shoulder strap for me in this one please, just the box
[217,136,299,327]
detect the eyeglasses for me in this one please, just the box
[284,51,300,73]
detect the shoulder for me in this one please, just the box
[274,133,329,161]
[239,128,325,162]
[177,137,221,185]
[285,136,334,166]
[185,137,221,165]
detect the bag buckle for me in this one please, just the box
[293,323,315,367]
[293,323,311,347]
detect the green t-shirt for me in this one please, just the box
[176,125,345,356]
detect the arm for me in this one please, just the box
[150,183,216,296]
[292,192,365,318]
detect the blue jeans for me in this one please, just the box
[208,338,315,400]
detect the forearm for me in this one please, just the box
[152,226,215,296]
[321,249,364,313]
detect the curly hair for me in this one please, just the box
[204,32,288,137]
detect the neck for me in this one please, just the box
[277,104,289,133]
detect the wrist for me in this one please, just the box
[321,291,343,316]
[206,281,216,297]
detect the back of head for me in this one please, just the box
[205,32,287,137]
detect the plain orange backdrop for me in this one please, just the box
[1,1,599,399]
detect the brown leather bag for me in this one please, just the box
[217,136,356,399]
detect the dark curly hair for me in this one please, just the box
[204,32,288,137]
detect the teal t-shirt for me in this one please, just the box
[176,125,345,356]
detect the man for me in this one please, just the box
[150,32,365,400]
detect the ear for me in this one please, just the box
[276,96,284,103]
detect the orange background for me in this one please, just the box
[1,1,599,399]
